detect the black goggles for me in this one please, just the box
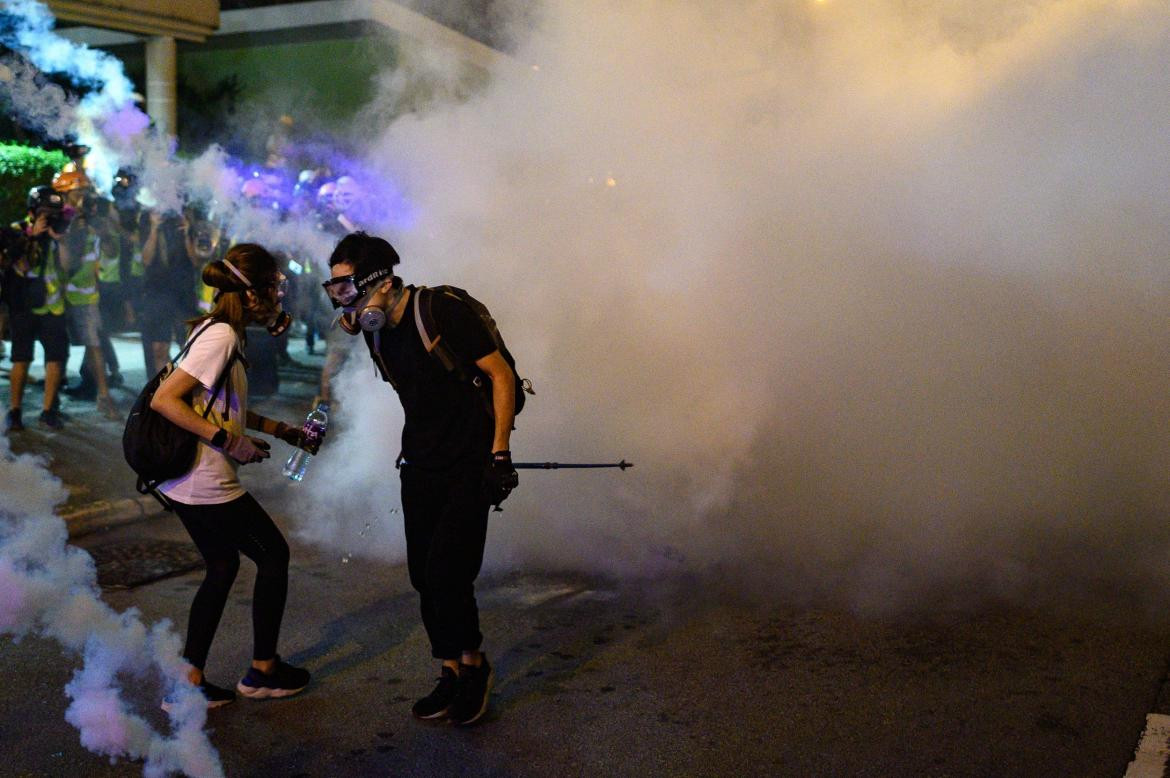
[322,268,391,308]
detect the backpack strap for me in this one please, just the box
[172,320,217,368]
[413,287,441,357]
[175,321,238,421]
[414,286,465,378]
[371,329,398,390]
[203,349,238,421]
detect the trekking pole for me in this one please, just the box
[512,460,634,471]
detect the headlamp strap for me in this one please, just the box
[222,259,252,288]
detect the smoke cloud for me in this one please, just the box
[5,0,1170,723]
[295,0,1170,612]
[0,435,223,776]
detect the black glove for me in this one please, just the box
[484,450,519,509]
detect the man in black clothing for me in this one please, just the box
[326,232,518,726]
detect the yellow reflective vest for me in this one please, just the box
[26,240,65,316]
[97,236,121,284]
[64,231,102,307]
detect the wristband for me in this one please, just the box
[210,428,228,448]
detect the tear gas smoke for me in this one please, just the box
[0,436,223,776]
[295,0,1170,613]
[0,0,351,263]
[5,0,1170,624]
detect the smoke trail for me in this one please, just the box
[291,0,1170,612]
[0,0,353,264]
[0,0,146,188]
[0,436,223,776]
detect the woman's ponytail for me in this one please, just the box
[187,244,278,335]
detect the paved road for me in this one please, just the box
[2,334,1169,776]
[5,514,1169,777]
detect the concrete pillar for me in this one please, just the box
[145,35,177,138]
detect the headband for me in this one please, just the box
[357,267,393,289]
[222,258,252,289]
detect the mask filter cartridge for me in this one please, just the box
[358,305,386,332]
[267,310,293,337]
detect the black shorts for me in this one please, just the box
[98,281,126,332]
[10,310,69,363]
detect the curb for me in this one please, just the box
[61,494,168,539]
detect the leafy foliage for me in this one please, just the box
[0,143,68,222]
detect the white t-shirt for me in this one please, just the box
[159,321,249,505]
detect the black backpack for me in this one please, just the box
[416,285,533,416]
[371,285,533,418]
[122,322,237,502]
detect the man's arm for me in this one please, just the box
[475,350,515,453]
[141,213,160,266]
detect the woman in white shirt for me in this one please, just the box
[152,242,314,708]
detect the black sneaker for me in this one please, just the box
[62,382,96,400]
[236,656,310,699]
[107,371,125,388]
[449,656,494,726]
[411,665,459,720]
[161,679,236,713]
[4,408,22,433]
[38,409,64,430]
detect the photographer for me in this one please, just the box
[92,190,126,390]
[111,168,144,333]
[140,208,199,378]
[326,232,517,726]
[3,186,70,432]
[53,169,120,419]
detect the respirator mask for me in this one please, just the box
[323,267,401,333]
[223,258,292,337]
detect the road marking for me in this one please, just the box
[1125,713,1170,777]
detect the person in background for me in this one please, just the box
[111,169,145,354]
[151,243,315,709]
[4,186,71,431]
[53,168,120,419]
[140,208,198,379]
[314,178,364,407]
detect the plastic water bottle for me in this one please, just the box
[283,401,329,481]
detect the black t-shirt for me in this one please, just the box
[364,286,497,469]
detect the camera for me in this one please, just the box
[42,206,73,235]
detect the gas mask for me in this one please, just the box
[223,258,292,337]
[266,309,293,337]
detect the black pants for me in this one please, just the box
[400,462,491,660]
[172,493,291,670]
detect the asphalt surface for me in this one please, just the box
[2,334,1170,777]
